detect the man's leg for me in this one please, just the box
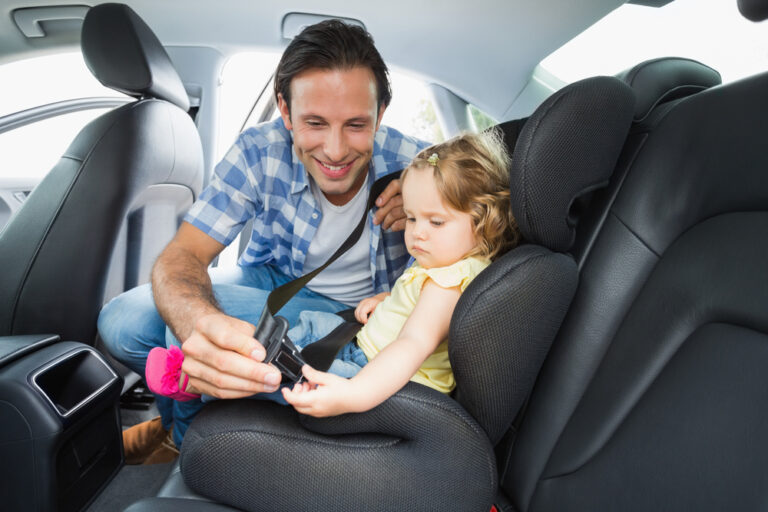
[98,284,175,462]
[98,264,295,461]
[163,267,350,447]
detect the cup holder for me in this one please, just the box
[32,348,118,417]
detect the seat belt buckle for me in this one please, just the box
[270,333,306,384]
[255,308,307,384]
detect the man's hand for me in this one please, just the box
[281,365,362,417]
[180,312,283,399]
[372,178,406,231]
[354,292,389,323]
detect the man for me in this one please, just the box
[98,19,429,464]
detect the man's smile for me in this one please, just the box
[314,157,356,178]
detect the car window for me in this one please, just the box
[541,0,768,85]
[0,52,127,117]
[0,108,115,181]
[0,52,130,180]
[468,104,497,132]
[386,70,444,143]
[216,51,282,162]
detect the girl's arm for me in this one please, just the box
[282,279,460,417]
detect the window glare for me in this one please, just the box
[217,51,282,161]
[542,0,768,85]
[0,109,112,180]
[0,53,127,118]
[385,71,443,143]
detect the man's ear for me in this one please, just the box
[277,93,292,130]
[375,103,387,131]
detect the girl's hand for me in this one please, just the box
[354,293,389,323]
[282,365,362,417]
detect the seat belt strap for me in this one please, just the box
[255,171,402,381]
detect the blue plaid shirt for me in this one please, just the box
[184,117,430,294]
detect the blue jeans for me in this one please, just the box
[97,264,349,447]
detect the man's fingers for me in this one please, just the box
[376,202,406,231]
[373,195,404,227]
[194,313,263,360]
[373,180,404,228]
[387,217,406,232]
[182,358,279,398]
[374,178,401,207]
[182,333,281,389]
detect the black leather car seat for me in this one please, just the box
[152,76,634,512]
[0,3,203,346]
[501,39,768,512]
[570,56,722,267]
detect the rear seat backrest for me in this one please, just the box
[570,57,722,266]
[504,61,768,510]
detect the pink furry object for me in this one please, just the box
[145,346,201,401]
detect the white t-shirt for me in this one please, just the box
[303,175,374,306]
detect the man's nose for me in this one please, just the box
[324,127,347,162]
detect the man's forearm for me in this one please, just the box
[151,244,221,342]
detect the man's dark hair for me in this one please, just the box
[274,19,392,114]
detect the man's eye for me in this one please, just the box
[349,123,366,129]
[306,120,324,127]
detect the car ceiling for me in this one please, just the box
[0,0,628,120]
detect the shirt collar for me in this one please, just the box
[290,144,309,195]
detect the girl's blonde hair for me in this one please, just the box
[402,129,520,261]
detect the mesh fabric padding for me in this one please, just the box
[450,245,578,445]
[182,384,496,511]
[509,76,634,252]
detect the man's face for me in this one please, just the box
[402,167,478,269]
[278,67,385,206]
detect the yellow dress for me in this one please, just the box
[356,257,490,394]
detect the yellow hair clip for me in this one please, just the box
[427,153,439,166]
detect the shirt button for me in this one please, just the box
[312,213,318,219]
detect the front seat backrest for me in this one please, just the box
[0,3,203,344]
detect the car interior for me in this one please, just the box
[0,0,766,511]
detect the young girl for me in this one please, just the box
[147,129,520,417]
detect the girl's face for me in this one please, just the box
[401,167,478,269]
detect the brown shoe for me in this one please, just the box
[122,416,168,465]
[143,431,180,465]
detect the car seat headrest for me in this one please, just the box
[738,0,768,21]
[81,3,190,111]
[616,57,721,123]
[506,76,635,253]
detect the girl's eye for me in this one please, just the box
[405,217,415,223]
[430,219,444,227]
